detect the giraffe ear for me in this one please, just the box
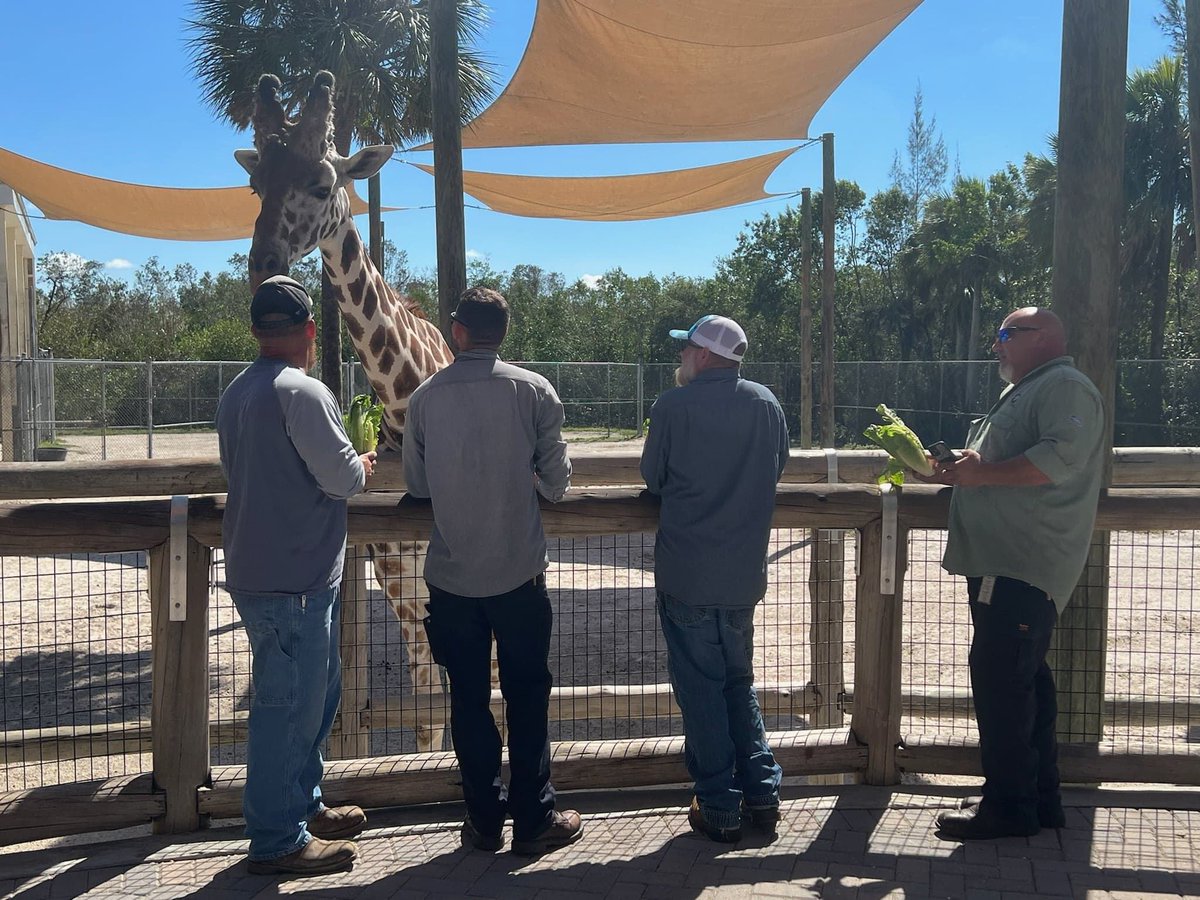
[343,145,394,181]
[234,149,260,176]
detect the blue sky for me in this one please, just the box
[1,1,1171,286]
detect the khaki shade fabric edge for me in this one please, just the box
[414,146,799,221]
[0,147,380,241]
[440,0,923,149]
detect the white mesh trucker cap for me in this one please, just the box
[668,314,748,362]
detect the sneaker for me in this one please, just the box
[308,805,367,840]
[247,837,358,876]
[688,797,741,844]
[742,801,782,833]
[511,810,584,856]
[461,816,504,852]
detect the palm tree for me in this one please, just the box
[1122,57,1192,430]
[187,0,496,156]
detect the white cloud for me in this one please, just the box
[580,274,602,290]
[104,258,134,270]
[465,249,483,259]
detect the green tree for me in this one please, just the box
[889,85,949,228]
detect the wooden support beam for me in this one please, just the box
[198,728,865,818]
[0,774,163,846]
[4,447,1200,502]
[430,0,467,343]
[150,537,211,834]
[851,519,906,785]
[899,734,1200,785]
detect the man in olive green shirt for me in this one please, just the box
[923,307,1105,841]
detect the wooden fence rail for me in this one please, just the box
[1,465,1199,844]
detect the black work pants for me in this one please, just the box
[425,575,555,840]
[967,576,1060,826]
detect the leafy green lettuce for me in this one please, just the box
[862,404,934,485]
[344,394,384,454]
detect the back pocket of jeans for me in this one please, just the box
[659,593,707,626]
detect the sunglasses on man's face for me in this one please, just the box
[997,325,1040,343]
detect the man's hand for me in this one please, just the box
[911,448,985,486]
[360,451,377,478]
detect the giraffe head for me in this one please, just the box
[235,71,393,290]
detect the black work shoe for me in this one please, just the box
[688,797,741,843]
[935,807,1039,840]
[247,837,358,876]
[959,795,1066,829]
[511,810,583,856]
[741,802,782,833]
[461,817,504,851]
[308,805,367,840]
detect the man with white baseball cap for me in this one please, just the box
[642,314,789,843]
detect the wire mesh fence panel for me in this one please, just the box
[902,530,974,739]
[1106,530,1200,751]
[0,551,153,791]
[519,362,642,434]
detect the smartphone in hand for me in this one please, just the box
[926,440,960,463]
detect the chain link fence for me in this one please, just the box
[2,357,1199,461]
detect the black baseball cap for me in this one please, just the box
[251,275,313,330]
[450,288,510,333]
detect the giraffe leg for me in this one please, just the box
[373,542,446,753]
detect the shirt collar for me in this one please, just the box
[455,348,500,361]
[691,367,740,384]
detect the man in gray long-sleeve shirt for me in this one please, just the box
[403,287,581,857]
[641,314,788,844]
[216,276,376,876]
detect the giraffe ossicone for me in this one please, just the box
[235,69,500,753]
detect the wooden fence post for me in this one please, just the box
[331,547,371,759]
[850,517,907,785]
[150,537,211,833]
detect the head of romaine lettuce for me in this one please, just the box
[862,404,934,485]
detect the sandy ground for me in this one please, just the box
[1,435,1197,793]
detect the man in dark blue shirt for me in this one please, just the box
[641,315,789,843]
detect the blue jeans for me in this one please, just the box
[426,577,556,841]
[232,583,342,861]
[657,592,782,830]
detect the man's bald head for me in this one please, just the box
[995,307,1068,383]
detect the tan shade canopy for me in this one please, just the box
[452,0,923,148]
[0,147,375,241]
[416,147,798,221]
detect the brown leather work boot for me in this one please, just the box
[247,836,358,876]
[511,810,584,856]
[307,805,367,840]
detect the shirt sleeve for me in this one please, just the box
[533,383,572,502]
[775,401,790,481]
[282,381,365,500]
[1023,379,1105,484]
[402,390,431,499]
[640,397,671,494]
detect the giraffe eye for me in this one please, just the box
[312,186,332,200]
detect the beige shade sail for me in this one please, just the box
[449,0,923,148]
[0,147,376,241]
[415,146,798,220]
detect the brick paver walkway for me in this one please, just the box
[2,786,1199,899]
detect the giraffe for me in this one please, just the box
[234,70,491,753]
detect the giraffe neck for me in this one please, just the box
[319,219,453,440]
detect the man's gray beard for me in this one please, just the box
[999,362,1014,384]
[674,366,689,387]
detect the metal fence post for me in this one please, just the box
[146,359,154,459]
[101,363,108,461]
[636,358,644,435]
